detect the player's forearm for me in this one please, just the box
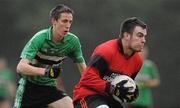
[17,61,45,76]
[76,63,87,74]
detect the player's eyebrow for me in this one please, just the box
[137,32,145,37]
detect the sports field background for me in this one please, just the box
[0,0,179,108]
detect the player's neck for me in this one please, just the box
[52,30,63,44]
[121,39,134,57]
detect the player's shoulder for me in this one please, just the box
[97,39,117,48]
[92,39,117,57]
[35,29,48,36]
[66,32,79,39]
[64,32,80,44]
[31,28,49,41]
[95,39,118,52]
[65,32,79,40]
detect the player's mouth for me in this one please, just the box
[140,44,145,50]
[63,30,68,35]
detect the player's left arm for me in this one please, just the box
[146,62,160,87]
[76,62,87,74]
[69,37,87,74]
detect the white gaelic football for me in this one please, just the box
[111,75,136,102]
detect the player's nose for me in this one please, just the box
[142,36,146,43]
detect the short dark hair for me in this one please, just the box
[120,17,147,38]
[49,4,74,20]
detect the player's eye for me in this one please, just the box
[62,19,68,23]
[137,32,144,37]
[69,20,73,24]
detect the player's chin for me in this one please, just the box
[134,48,143,52]
[137,45,144,52]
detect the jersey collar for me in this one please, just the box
[47,26,69,43]
[47,26,53,40]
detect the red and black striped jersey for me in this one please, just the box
[73,39,143,101]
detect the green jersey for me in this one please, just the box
[133,59,160,106]
[20,27,85,86]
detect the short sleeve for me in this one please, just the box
[20,34,44,60]
[68,37,85,63]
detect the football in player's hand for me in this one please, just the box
[111,75,137,103]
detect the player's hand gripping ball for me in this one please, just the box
[111,75,139,103]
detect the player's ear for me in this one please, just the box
[51,18,57,25]
[123,32,130,40]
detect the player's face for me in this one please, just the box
[129,26,147,52]
[52,12,73,39]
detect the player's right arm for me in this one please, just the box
[17,58,62,78]
[17,58,45,76]
[17,32,46,76]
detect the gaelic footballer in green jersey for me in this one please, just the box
[13,4,86,108]
[21,27,85,86]
[129,46,160,108]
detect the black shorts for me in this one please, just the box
[74,94,123,108]
[21,80,67,108]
